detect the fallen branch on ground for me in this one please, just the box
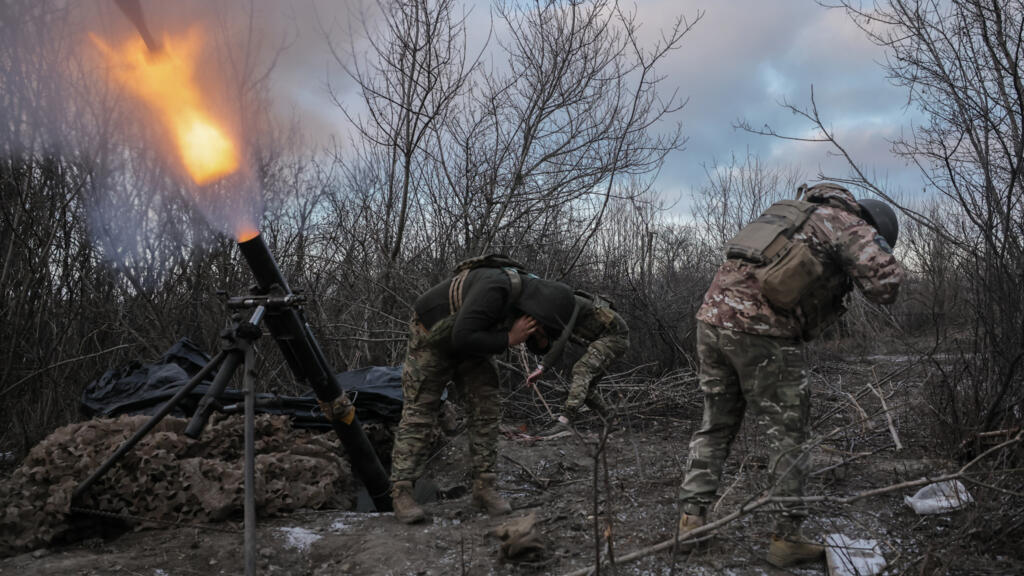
[501,453,550,489]
[870,367,903,451]
[561,431,1022,576]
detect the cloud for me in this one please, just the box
[73,0,921,206]
[617,0,922,212]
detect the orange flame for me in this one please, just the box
[236,226,260,243]
[92,29,239,186]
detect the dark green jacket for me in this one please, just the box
[414,268,514,355]
[540,295,627,367]
[413,268,575,357]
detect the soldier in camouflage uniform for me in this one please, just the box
[678,183,904,567]
[390,263,576,524]
[525,293,630,432]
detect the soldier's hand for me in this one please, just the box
[508,315,538,347]
[526,366,544,386]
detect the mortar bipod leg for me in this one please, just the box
[184,350,244,439]
[243,341,257,576]
[72,350,228,503]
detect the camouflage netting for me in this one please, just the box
[0,413,355,557]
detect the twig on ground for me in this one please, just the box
[501,453,550,489]
[600,421,616,572]
[958,475,1024,498]
[712,456,748,514]
[811,447,882,477]
[813,361,917,426]
[531,382,556,420]
[561,431,1022,576]
[870,367,903,451]
[845,391,872,434]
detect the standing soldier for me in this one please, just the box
[390,257,576,524]
[525,291,630,433]
[677,183,904,567]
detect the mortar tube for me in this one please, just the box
[236,233,392,511]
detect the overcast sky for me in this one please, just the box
[100,0,925,211]
[636,1,922,203]
[278,0,922,209]
[645,0,924,207]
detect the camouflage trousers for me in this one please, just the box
[564,312,629,418]
[679,321,811,535]
[390,315,501,483]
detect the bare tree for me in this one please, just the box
[691,151,804,249]
[1,0,702,450]
[0,0,306,451]
[324,0,475,281]
[832,0,1024,437]
[588,188,713,369]
[429,0,698,276]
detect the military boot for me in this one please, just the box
[391,480,426,524]
[766,534,825,568]
[676,504,706,548]
[678,512,705,537]
[471,473,512,516]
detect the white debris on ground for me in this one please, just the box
[904,480,973,514]
[277,527,322,551]
[327,510,379,533]
[825,533,886,576]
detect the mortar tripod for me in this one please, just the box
[71,295,292,576]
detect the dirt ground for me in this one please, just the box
[1,358,1022,576]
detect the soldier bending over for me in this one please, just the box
[678,183,904,567]
[390,259,575,523]
[526,291,630,434]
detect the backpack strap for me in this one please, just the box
[540,297,581,369]
[504,267,522,306]
[448,266,522,316]
[448,269,469,315]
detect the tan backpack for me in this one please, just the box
[723,199,823,310]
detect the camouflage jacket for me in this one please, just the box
[696,184,904,340]
[539,294,628,368]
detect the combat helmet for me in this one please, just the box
[856,198,899,247]
[517,277,575,338]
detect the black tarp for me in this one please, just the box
[80,338,404,428]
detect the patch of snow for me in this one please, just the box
[276,527,322,551]
[826,533,886,575]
